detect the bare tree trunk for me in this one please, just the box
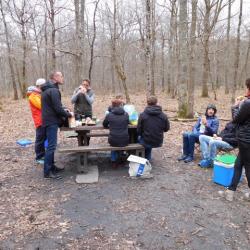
[80,0,85,77]
[201,0,224,97]
[231,0,243,103]
[145,0,152,96]
[201,5,210,97]
[74,0,81,85]
[48,0,56,70]
[20,29,28,98]
[31,14,43,76]
[160,34,165,92]
[167,0,177,96]
[0,0,18,100]
[187,0,198,118]
[44,11,48,77]
[177,0,188,117]
[88,0,100,81]
[224,0,232,94]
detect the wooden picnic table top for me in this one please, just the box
[60,123,137,132]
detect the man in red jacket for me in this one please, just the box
[27,78,46,164]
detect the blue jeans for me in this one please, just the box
[138,137,153,160]
[199,135,233,160]
[35,126,46,160]
[44,124,58,175]
[111,151,118,162]
[183,132,199,158]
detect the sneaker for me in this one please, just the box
[225,189,234,201]
[177,155,188,161]
[36,159,44,165]
[44,172,62,180]
[198,159,212,168]
[184,156,194,163]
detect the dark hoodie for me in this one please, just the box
[41,81,71,127]
[137,105,170,147]
[233,96,250,144]
[219,121,237,148]
[103,107,129,147]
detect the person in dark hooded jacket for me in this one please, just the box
[41,71,72,179]
[103,99,129,167]
[178,104,219,163]
[137,96,170,160]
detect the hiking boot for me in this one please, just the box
[184,156,194,163]
[44,172,62,180]
[225,189,234,201]
[177,155,188,161]
[198,159,212,168]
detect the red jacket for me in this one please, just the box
[27,86,42,128]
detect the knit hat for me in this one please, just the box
[36,78,46,86]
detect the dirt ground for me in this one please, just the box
[0,91,250,250]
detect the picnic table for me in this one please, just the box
[59,123,145,173]
[61,123,138,146]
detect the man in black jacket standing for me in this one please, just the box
[137,96,170,160]
[41,71,72,179]
[223,78,250,201]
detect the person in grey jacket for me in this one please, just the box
[71,79,95,119]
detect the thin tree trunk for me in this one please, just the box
[160,35,165,92]
[177,0,188,117]
[231,0,243,103]
[145,0,152,96]
[88,0,100,81]
[80,0,85,77]
[74,0,81,85]
[224,0,231,94]
[44,11,48,77]
[0,0,18,100]
[187,0,198,118]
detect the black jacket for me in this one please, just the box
[233,97,250,144]
[103,107,129,147]
[219,122,237,148]
[137,105,170,147]
[41,81,71,127]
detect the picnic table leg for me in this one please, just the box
[77,153,88,173]
[77,132,88,146]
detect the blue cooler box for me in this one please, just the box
[213,161,235,187]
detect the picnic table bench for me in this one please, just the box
[58,143,145,173]
[59,123,143,173]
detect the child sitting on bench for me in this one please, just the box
[103,98,129,168]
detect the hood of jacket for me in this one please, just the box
[144,105,163,116]
[41,80,59,92]
[26,86,41,96]
[111,106,125,115]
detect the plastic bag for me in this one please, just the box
[127,155,152,177]
[124,105,138,125]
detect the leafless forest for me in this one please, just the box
[0,0,249,117]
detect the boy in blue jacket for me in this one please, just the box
[178,104,219,163]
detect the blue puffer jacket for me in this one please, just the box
[193,115,219,136]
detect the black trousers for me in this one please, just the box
[229,141,250,191]
[35,126,46,160]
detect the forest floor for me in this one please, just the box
[0,90,250,250]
